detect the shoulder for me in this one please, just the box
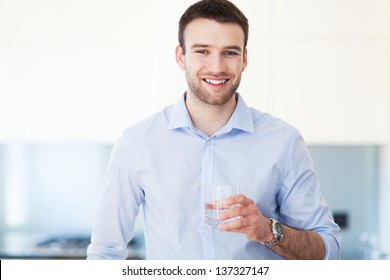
[122,104,174,138]
[110,104,175,159]
[250,108,301,140]
[108,104,175,155]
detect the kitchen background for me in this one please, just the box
[0,0,389,259]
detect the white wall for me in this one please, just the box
[0,0,388,144]
[238,0,388,144]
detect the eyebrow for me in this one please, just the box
[190,44,242,52]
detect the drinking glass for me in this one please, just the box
[205,184,240,227]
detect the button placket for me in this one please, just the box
[199,137,216,259]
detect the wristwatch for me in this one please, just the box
[260,218,284,248]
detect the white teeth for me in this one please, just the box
[205,79,227,85]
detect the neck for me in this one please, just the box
[185,92,237,137]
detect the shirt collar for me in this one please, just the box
[168,93,254,134]
[167,93,194,130]
[228,93,255,134]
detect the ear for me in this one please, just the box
[242,48,248,72]
[175,44,186,70]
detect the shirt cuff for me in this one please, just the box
[318,232,341,260]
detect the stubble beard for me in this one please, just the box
[186,73,240,107]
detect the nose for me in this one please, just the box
[206,53,227,74]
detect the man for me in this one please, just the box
[87,0,340,260]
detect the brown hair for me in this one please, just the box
[178,0,249,54]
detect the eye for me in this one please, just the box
[195,49,209,55]
[224,51,239,56]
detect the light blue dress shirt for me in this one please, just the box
[87,93,340,260]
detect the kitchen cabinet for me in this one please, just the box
[0,232,144,259]
[0,0,388,144]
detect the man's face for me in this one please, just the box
[176,18,248,106]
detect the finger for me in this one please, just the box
[217,204,246,221]
[223,194,252,207]
[218,214,262,236]
[217,216,251,231]
[219,202,260,221]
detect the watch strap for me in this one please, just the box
[259,218,284,248]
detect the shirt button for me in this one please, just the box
[206,140,212,145]
[204,180,209,186]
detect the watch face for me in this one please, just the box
[275,222,284,235]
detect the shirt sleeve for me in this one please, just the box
[278,132,341,260]
[87,132,144,259]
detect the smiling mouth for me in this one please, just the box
[204,79,228,85]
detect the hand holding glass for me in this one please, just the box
[205,184,240,227]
